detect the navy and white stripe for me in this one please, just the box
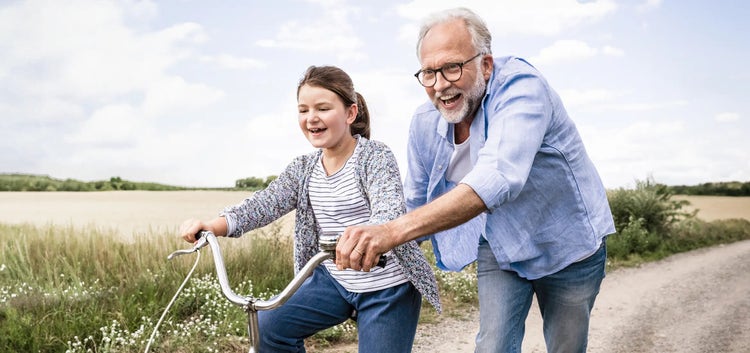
[310,146,408,293]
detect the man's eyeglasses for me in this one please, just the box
[414,53,483,87]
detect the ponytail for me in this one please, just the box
[351,92,370,139]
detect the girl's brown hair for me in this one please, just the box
[297,66,370,139]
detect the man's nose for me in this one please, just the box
[433,72,452,92]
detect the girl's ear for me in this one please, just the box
[347,103,358,125]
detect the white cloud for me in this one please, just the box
[714,112,740,123]
[0,1,208,101]
[581,111,750,188]
[559,88,620,109]
[396,0,618,37]
[255,3,366,61]
[601,100,689,112]
[0,0,229,185]
[66,104,143,146]
[530,40,624,65]
[582,119,695,187]
[636,0,663,13]
[602,45,625,56]
[559,88,688,114]
[530,40,598,64]
[200,54,267,70]
[141,77,225,118]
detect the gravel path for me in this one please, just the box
[321,239,750,353]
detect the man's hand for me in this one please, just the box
[336,223,398,272]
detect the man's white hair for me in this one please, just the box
[415,7,493,60]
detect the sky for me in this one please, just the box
[1,0,748,189]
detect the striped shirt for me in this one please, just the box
[221,136,441,311]
[310,144,409,293]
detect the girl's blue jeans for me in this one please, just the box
[475,237,607,353]
[258,265,422,352]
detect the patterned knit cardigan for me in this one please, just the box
[221,137,441,312]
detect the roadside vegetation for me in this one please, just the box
[1,177,749,352]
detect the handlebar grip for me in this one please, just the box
[376,255,387,268]
[195,230,211,240]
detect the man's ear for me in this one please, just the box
[482,54,493,80]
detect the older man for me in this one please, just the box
[337,7,615,353]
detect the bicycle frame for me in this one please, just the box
[166,230,337,353]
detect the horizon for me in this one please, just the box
[3,172,748,190]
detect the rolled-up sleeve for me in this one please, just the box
[462,70,552,211]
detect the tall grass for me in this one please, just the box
[0,222,297,353]
[3,179,750,352]
[0,220,476,352]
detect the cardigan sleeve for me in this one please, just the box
[220,155,305,237]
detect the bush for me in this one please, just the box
[607,177,694,236]
[606,178,750,266]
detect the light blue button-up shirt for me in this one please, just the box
[404,56,615,279]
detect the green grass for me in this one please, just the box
[2,179,750,352]
[0,222,297,352]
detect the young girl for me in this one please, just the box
[178,65,440,352]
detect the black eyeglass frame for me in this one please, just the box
[413,52,484,87]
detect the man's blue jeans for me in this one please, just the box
[475,237,606,353]
[258,265,422,352]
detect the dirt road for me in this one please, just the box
[325,239,750,353]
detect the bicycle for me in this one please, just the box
[146,230,384,353]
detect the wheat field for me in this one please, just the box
[673,195,750,221]
[0,191,747,238]
[0,190,295,239]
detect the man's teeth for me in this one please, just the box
[441,94,457,102]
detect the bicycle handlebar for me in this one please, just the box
[165,230,387,353]
[167,231,385,310]
[167,231,329,309]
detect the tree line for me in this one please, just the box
[2,173,748,196]
[668,181,750,196]
[0,174,187,191]
[0,173,278,192]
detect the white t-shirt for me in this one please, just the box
[446,138,472,183]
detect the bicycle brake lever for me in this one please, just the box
[167,232,209,260]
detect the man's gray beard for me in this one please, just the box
[435,73,487,124]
